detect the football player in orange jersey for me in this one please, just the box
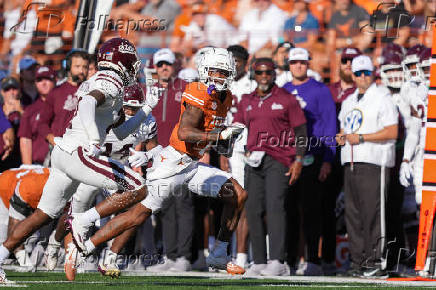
[72,48,248,275]
[0,165,50,268]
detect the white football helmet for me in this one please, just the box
[197,47,236,91]
[402,44,426,82]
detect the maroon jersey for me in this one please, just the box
[17,98,52,164]
[150,78,187,146]
[46,81,79,137]
[234,85,306,167]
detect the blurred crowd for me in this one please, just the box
[0,0,434,277]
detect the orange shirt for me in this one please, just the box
[169,82,232,159]
[172,12,192,38]
[0,167,49,209]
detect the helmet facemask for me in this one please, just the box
[381,65,403,89]
[418,60,430,86]
[402,55,420,82]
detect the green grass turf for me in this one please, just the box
[3,271,436,290]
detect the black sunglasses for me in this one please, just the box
[156,61,172,68]
[353,70,372,77]
[341,58,353,64]
[254,70,274,76]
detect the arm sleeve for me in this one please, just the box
[294,123,307,157]
[78,95,100,142]
[319,86,337,163]
[0,110,11,134]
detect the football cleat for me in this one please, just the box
[64,235,85,281]
[206,252,245,275]
[98,250,120,278]
[66,213,91,254]
[0,266,11,284]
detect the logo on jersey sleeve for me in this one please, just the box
[344,109,363,134]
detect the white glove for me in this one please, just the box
[144,87,163,110]
[85,141,103,157]
[128,148,149,168]
[399,161,413,187]
[220,123,245,140]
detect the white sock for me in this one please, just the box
[84,240,96,253]
[78,208,100,225]
[236,253,247,267]
[49,230,61,246]
[0,245,10,264]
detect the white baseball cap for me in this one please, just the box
[288,48,310,61]
[351,55,374,73]
[153,48,175,65]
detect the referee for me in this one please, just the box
[336,55,398,277]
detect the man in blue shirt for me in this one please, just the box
[283,48,337,275]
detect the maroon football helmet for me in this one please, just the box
[382,43,404,59]
[123,83,145,107]
[381,52,404,89]
[97,38,141,86]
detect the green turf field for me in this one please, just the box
[4,271,436,290]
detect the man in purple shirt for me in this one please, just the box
[46,49,89,139]
[0,109,13,169]
[18,66,56,165]
[234,58,307,276]
[283,48,337,275]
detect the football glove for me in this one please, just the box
[220,123,245,140]
[85,141,103,157]
[128,148,149,168]
[399,161,413,187]
[144,87,164,111]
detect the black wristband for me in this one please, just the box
[359,134,364,144]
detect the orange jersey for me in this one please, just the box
[169,82,232,159]
[0,167,49,209]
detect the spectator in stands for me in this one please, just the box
[179,2,236,54]
[234,58,307,276]
[18,66,56,165]
[283,48,336,276]
[46,49,88,139]
[238,0,288,55]
[141,0,182,31]
[146,48,193,273]
[326,0,373,51]
[170,1,204,55]
[371,2,411,46]
[336,55,398,276]
[18,57,38,107]
[226,45,256,269]
[0,110,14,171]
[0,77,22,170]
[273,42,322,87]
[283,0,319,50]
[329,47,361,113]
